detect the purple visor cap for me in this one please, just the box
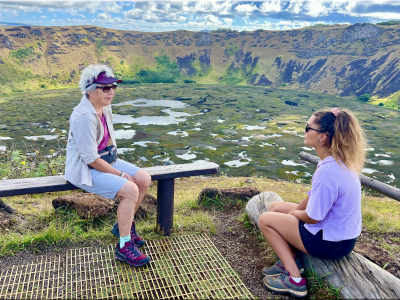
[93,71,122,85]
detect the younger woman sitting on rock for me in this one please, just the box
[259,108,366,297]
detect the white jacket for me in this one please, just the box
[65,96,117,186]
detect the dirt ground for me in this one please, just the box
[1,207,399,299]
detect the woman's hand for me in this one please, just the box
[121,172,135,183]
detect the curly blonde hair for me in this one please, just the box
[79,64,115,95]
[313,108,367,173]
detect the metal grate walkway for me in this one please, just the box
[0,234,254,299]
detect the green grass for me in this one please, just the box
[304,259,342,300]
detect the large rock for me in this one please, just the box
[0,212,12,230]
[341,23,382,43]
[245,191,283,227]
[196,32,213,47]
[198,187,262,204]
[52,193,157,219]
[52,193,115,218]
[0,199,14,230]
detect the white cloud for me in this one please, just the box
[40,15,46,19]
[234,3,258,16]
[222,17,234,25]
[303,1,328,17]
[51,18,55,22]
[260,1,282,14]
[355,12,400,20]
[187,14,224,26]
[182,1,235,16]
[287,0,305,15]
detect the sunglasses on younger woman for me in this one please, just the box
[305,124,324,133]
[96,84,118,93]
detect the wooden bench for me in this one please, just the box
[0,161,220,236]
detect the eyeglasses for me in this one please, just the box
[305,124,324,133]
[96,84,117,93]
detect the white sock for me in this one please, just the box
[291,277,302,283]
[119,235,131,248]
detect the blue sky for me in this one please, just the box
[1,1,400,32]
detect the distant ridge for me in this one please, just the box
[0,21,27,27]
[0,23,400,109]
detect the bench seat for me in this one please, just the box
[0,161,220,235]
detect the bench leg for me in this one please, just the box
[156,178,174,236]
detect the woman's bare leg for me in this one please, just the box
[269,201,299,258]
[259,212,309,278]
[131,170,151,214]
[269,201,297,214]
[115,181,139,237]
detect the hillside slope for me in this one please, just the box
[1,23,400,106]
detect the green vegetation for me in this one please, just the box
[370,91,400,110]
[95,39,106,58]
[0,148,65,180]
[211,28,238,33]
[377,20,400,26]
[225,45,239,57]
[9,46,38,63]
[304,23,326,29]
[358,93,371,102]
[135,54,181,83]
[304,260,342,299]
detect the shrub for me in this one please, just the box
[379,102,384,106]
[224,45,239,57]
[358,93,371,102]
[184,79,196,84]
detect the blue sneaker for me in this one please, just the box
[263,271,308,297]
[262,258,304,277]
[115,240,150,267]
[111,221,145,247]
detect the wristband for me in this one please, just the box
[119,171,124,177]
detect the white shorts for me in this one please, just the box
[72,159,141,199]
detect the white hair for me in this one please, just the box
[79,64,115,95]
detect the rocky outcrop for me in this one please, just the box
[196,32,213,47]
[104,40,124,46]
[146,39,157,45]
[178,39,191,46]
[11,32,26,38]
[341,23,382,43]
[30,29,42,36]
[165,40,171,46]
[2,37,12,47]
[177,52,197,75]
[198,187,262,205]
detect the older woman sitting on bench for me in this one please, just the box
[65,64,151,267]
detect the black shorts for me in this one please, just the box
[298,221,357,260]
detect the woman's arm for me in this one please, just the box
[288,195,319,224]
[293,195,309,211]
[88,158,134,181]
[88,158,121,176]
[290,210,319,224]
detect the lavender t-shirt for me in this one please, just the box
[305,156,362,242]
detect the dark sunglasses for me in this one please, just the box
[96,84,117,93]
[305,124,324,133]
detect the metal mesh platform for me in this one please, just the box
[1,234,253,299]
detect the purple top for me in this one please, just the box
[97,113,109,151]
[305,156,362,242]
